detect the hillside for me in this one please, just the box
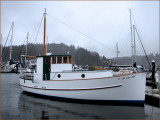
[2,43,109,66]
[2,43,159,67]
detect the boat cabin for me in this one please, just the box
[36,54,72,80]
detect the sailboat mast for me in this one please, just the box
[10,22,14,60]
[133,25,136,65]
[43,8,46,56]
[116,43,119,67]
[1,33,2,65]
[129,9,134,67]
[25,32,29,62]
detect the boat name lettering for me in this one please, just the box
[118,75,135,80]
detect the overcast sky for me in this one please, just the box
[1,1,159,58]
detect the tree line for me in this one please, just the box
[2,42,159,68]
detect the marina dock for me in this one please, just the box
[145,89,159,107]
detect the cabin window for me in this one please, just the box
[63,56,68,63]
[57,57,62,63]
[52,56,56,64]
[69,57,72,63]
[45,58,49,64]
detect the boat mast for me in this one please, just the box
[129,9,134,67]
[46,36,48,53]
[10,22,14,60]
[116,43,119,67]
[43,8,46,56]
[0,33,2,65]
[25,32,29,62]
[133,25,136,66]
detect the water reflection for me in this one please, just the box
[18,92,145,119]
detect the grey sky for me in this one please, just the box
[1,1,159,58]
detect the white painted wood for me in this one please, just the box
[20,72,146,101]
[20,56,146,101]
[51,64,72,72]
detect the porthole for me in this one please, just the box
[81,74,85,78]
[58,74,61,78]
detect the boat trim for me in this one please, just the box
[20,72,142,81]
[45,72,141,81]
[20,84,122,91]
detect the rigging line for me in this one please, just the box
[135,27,151,68]
[131,12,151,67]
[2,23,13,55]
[47,13,116,53]
[28,15,44,43]
[131,12,143,42]
[4,23,14,61]
[34,14,43,44]
[19,15,43,60]
[17,33,29,61]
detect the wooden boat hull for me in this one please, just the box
[20,72,146,102]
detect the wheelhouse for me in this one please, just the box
[36,54,72,80]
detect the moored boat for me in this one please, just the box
[19,9,146,103]
[20,54,146,102]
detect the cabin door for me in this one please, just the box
[43,57,50,80]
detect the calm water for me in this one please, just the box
[1,73,159,119]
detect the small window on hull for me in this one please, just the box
[58,74,61,78]
[81,74,85,78]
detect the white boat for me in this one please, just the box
[19,9,146,103]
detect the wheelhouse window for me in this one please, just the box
[63,56,68,63]
[45,58,49,64]
[52,56,56,64]
[57,56,62,64]
[51,56,72,64]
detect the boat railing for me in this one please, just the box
[51,70,110,73]
[20,72,34,82]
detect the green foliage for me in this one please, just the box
[2,43,108,67]
[88,67,95,71]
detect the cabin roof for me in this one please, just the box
[36,54,72,57]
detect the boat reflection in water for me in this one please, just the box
[18,92,145,119]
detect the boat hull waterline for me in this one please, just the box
[20,72,146,102]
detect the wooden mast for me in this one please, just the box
[43,8,46,56]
